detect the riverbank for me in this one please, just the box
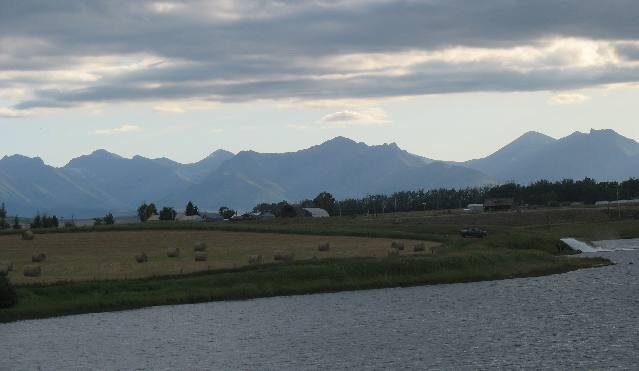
[0,249,609,323]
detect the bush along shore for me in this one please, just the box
[0,249,609,323]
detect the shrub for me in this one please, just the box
[0,276,17,308]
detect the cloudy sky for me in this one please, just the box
[2,0,639,166]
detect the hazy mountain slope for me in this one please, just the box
[62,150,194,207]
[0,155,111,217]
[153,149,234,183]
[464,131,556,178]
[165,137,493,210]
[504,129,639,183]
[464,129,639,183]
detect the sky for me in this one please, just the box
[2,0,639,166]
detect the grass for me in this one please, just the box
[0,249,609,323]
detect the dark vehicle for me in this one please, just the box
[460,228,487,238]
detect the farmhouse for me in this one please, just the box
[484,198,514,211]
[301,208,330,218]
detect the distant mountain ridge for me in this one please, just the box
[161,137,490,209]
[1,129,638,217]
[460,129,639,183]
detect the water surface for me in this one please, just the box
[2,247,638,370]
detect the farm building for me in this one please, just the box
[301,208,330,218]
[147,214,160,222]
[484,198,514,211]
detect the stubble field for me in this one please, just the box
[0,230,438,284]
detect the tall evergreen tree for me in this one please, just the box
[159,207,177,221]
[185,201,199,216]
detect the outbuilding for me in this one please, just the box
[301,208,330,218]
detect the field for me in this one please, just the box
[2,206,636,322]
[0,230,438,284]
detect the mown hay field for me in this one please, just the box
[0,230,438,284]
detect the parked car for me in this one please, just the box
[460,228,487,238]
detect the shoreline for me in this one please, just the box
[0,250,610,323]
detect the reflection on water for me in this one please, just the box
[1,247,638,370]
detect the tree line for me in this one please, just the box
[2,177,639,228]
[252,178,639,217]
[137,201,200,222]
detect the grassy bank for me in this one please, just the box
[0,250,609,323]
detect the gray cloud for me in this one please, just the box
[616,44,639,61]
[3,0,639,111]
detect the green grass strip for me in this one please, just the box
[0,250,609,323]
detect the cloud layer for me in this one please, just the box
[2,0,639,115]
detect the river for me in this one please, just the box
[1,246,638,370]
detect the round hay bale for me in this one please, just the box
[21,230,34,241]
[387,248,400,257]
[280,252,295,262]
[248,255,263,265]
[134,252,148,263]
[166,247,180,258]
[23,265,41,277]
[413,243,426,252]
[0,261,12,273]
[194,251,208,261]
[318,242,330,252]
[391,241,405,250]
[31,253,47,263]
[193,241,207,251]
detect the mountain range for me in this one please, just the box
[1,129,638,217]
